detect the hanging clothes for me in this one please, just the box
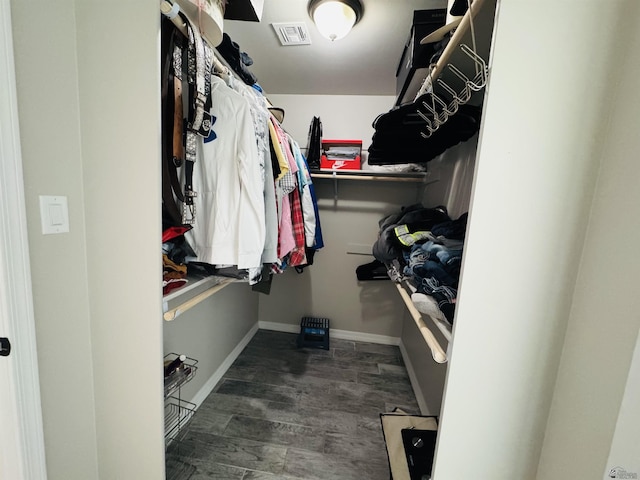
[185,75,265,271]
[270,115,306,267]
[226,75,279,265]
[288,135,317,248]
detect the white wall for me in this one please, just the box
[602,331,640,479]
[432,1,624,478]
[266,93,394,152]
[10,2,99,478]
[536,3,640,478]
[74,1,165,478]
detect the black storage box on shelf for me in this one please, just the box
[297,316,330,350]
[223,0,264,22]
[395,9,447,106]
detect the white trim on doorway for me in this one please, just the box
[0,0,47,477]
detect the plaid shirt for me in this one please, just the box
[288,187,307,267]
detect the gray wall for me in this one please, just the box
[163,283,258,402]
[258,179,424,338]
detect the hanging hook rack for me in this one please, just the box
[460,43,488,89]
[412,0,489,139]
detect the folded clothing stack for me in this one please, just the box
[368,93,481,165]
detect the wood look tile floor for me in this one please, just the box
[166,330,420,480]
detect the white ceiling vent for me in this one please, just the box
[272,22,311,46]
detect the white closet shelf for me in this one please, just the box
[395,282,450,364]
[310,169,431,183]
[163,275,235,321]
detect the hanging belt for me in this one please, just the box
[182,17,214,225]
[170,42,185,203]
[161,18,184,227]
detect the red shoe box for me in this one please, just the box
[320,139,362,170]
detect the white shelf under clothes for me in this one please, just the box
[163,275,235,322]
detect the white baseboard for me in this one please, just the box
[258,321,299,334]
[399,340,429,415]
[331,328,400,346]
[258,321,400,346]
[190,322,259,408]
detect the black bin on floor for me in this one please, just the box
[297,317,330,350]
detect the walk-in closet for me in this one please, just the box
[160,0,495,477]
[6,0,640,479]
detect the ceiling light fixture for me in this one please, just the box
[308,0,364,42]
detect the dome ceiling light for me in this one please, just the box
[308,0,364,42]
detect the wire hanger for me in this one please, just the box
[413,0,489,139]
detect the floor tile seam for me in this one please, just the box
[234,355,388,374]
[354,379,414,391]
[202,393,295,413]
[285,444,390,468]
[225,411,327,433]
[321,429,388,450]
[187,411,233,435]
[370,363,412,378]
[210,459,284,478]
[250,405,363,434]
[184,437,290,473]
[206,391,300,407]
[217,378,303,396]
[356,367,413,380]
[223,374,360,395]
[215,428,327,455]
[242,345,393,360]
[354,376,416,391]
[249,374,356,388]
[241,465,306,480]
[222,416,363,446]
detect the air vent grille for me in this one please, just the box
[272,22,311,46]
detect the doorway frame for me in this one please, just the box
[0,0,48,478]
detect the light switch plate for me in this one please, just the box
[39,195,69,235]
